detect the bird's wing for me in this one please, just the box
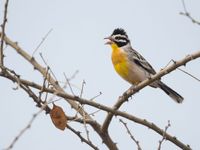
[128,48,157,75]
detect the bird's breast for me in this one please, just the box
[111,46,129,80]
[111,44,146,85]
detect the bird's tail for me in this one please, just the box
[158,82,184,103]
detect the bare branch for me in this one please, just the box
[90,92,102,101]
[39,53,58,82]
[80,80,86,98]
[45,90,191,150]
[67,125,99,150]
[83,109,91,143]
[68,70,79,80]
[32,28,53,56]
[0,0,9,65]
[119,119,142,150]
[38,67,50,103]
[0,67,51,112]
[64,72,75,95]
[180,0,200,25]
[163,59,200,82]
[158,120,171,150]
[177,68,200,82]
[1,33,90,119]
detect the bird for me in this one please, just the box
[104,28,183,103]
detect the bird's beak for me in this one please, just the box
[104,36,113,45]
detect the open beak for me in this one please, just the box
[104,36,113,45]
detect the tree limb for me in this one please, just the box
[67,125,99,150]
[0,0,9,65]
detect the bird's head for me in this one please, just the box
[104,28,130,47]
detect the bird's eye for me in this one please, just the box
[115,36,121,40]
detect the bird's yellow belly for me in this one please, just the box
[114,62,129,80]
[111,46,145,85]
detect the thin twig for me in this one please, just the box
[164,59,200,82]
[80,80,86,98]
[38,67,49,102]
[67,125,99,150]
[158,120,171,150]
[79,80,90,141]
[90,92,102,101]
[32,28,53,56]
[63,72,75,95]
[68,70,79,80]
[83,109,91,142]
[119,119,142,150]
[180,0,200,25]
[0,0,9,65]
[67,110,100,124]
[89,109,101,117]
[39,53,58,82]
[177,68,200,82]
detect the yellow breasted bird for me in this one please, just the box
[105,28,183,103]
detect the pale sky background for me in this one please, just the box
[0,0,200,150]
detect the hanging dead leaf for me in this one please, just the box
[50,104,67,131]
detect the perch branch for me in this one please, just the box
[102,51,200,132]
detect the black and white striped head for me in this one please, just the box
[105,28,130,47]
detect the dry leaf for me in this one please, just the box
[50,104,67,131]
